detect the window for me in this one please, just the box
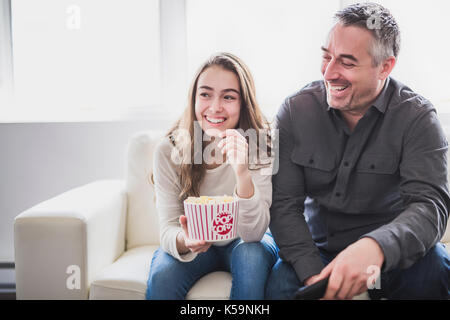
[7,0,160,122]
[3,0,449,123]
[0,0,13,113]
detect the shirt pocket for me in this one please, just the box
[354,153,400,204]
[356,153,398,175]
[291,146,337,194]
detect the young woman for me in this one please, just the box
[146,52,278,300]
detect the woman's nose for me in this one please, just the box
[209,97,223,112]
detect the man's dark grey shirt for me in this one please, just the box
[270,77,449,283]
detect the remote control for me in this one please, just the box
[293,276,329,300]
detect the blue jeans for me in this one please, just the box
[146,232,279,300]
[265,243,450,299]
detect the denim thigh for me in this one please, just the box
[380,243,450,299]
[146,247,222,300]
[223,232,279,299]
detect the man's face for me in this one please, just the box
[321,23,386,113]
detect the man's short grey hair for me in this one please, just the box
[334,2,400,66]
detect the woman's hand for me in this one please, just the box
[176,215,212,254]
[218,129,254,199]
[218,129,249,176]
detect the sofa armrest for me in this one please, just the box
[14,179,127,299]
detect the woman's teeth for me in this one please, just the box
[206,116,226,124]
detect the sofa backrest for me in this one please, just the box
[125,130,163,249]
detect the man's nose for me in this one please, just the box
[323,59,340,82]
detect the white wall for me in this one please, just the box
[0,119,171,262]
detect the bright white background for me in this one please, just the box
[2,0,449,122]
[186,0,338,119]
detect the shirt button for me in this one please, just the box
[370,164,375,169]
[335,192,341,197]
[309,159,314,164]
[344,161,349,167]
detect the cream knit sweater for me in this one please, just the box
[153,137,272,262]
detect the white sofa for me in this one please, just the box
[14,130,450,300]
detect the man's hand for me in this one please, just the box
[305,237,384,300]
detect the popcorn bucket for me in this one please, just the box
[183,196,239,242]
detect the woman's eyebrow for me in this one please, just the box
[222,88,240,94]
[199,86,240,95]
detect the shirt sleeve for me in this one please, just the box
[363,105,449,272]
[233,166,272,242]
[270,98,325,284]
[153,138,197,262]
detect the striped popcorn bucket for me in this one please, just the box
[183,198,239,242]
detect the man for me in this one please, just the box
[266,3,450,300]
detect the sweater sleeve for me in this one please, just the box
[153,138,197,262]
[233,166,272,242]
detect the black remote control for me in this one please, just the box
[293,276,329,300]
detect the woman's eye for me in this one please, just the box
[323,55,331,61]
[224,95,236,100]
[199,92,210,98]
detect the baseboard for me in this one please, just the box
[0,263,16,300]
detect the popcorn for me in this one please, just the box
[183,195,238,242]
[185,195,234,204]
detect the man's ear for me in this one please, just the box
[379,56,396,80]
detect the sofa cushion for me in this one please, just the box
[443,225,450,244]
[89,245,232,300]
[186,272,232,300]
[89,245,155,299]
[125,131,163,249]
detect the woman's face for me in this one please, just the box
[194,65,241,135]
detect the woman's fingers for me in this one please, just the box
[179,216,212,254]
[179,215,189,238]
[218,135,247,151]
[219,138,247,164]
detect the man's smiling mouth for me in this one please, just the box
[330,84,350,92]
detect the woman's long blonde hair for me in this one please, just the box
[166,52,271,200]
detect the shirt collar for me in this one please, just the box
[371,77,391,114]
